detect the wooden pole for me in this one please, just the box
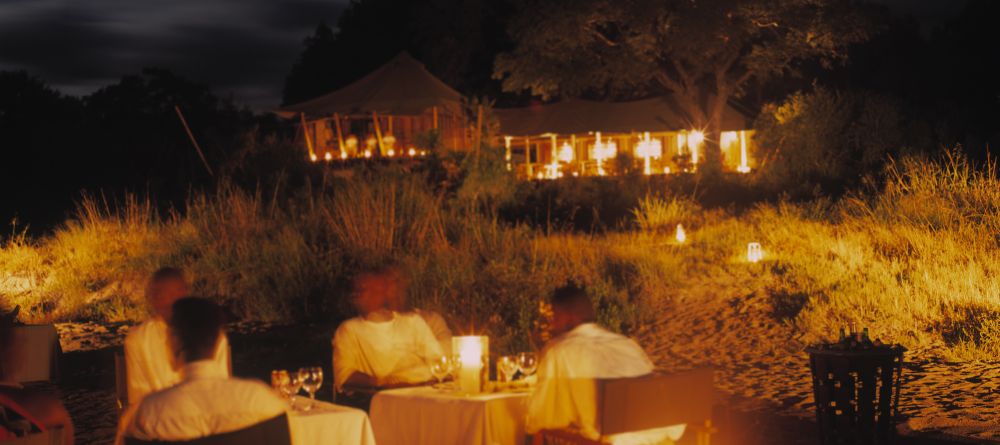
[475,105,483,156]
[299,112,316,160]
[174,105,214,176]
[372,111,385,155]
[333,113,346,155]
[432,106,439,129]
[525,137,532,177]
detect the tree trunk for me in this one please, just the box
[702,93,729,174]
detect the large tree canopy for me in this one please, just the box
[494,0,874,168]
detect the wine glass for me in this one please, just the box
[518,352,538,379]
[298,367,323,411]
[271,370,290,394]
[497,355,520,383]
[275,370,302,407]
[429,355,453,389]
[447,354,463,390]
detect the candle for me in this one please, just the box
[452,336,489,394]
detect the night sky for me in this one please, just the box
[0,0,965,111]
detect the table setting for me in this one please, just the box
[271,366,377,445]
[370,335,540,445]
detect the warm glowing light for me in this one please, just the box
[453,336,488,394]
[664,167,671,174]
[558,142,574,163]
[635,132,663,175]
[408,147,417,157]
[737,130,750,173]
[589,132,617,176]
[720,131,739,149]
[688,130,704,165]
[324,152,333,161]
[309,153,318,162]
[676,224,686,244]
[676,133,687,156]
[383,134,397,152]
[747,242,763,263]
[536,171,544,180]
[504,136,513,171]
[340,151,348,160]
[387,148,396,157]
[363,150,373,159]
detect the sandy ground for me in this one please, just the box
[48,317,998,445]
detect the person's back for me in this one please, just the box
[119,297,285,444]
[527,284,684,445]
[125,268,230,404]
[125,362,285,441]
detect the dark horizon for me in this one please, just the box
[0,0,967,111]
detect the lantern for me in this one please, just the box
[675,224,686,244]
[323,152,333,161]
[747,242,763,263]
[452,336,489,394]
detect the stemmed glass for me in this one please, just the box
[430,355,453,389]
[448,354,463,390]
[497,355,520,383]
[298,367,323,411]
[272,370,302,406]
[518,352,538,380]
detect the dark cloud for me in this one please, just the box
[0,0,348,109]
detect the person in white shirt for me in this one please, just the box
[124,267,231,404]
[527,283,685,445]
[382,267,453,355]
[333,264,443,392]
[118,298,286,443]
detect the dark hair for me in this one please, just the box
[151,267,185,284]
[169,297,224,362]
[550,282,595,322]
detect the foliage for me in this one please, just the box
[752,87,911,194]
[495,0,874,167]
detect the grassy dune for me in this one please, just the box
[2,152,998,360]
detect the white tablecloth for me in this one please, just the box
[289,400,376,445]
[370,386,530,445]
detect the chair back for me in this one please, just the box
[124,413,290,445]
[8,325,61,383]
[114,347,128,411]
[596,368,714,436]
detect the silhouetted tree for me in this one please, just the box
[494,0,875,171]
[281,0,514,105]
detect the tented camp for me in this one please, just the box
[495,97,755,178]
[277,52,465,161]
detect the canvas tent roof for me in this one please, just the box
[495,96,749,136]
[276,52,462,118]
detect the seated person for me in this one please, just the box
[124,267,231,404]
[0,307,74,444]
[118,298,286,443]
[333,264,444,392]
[383,267,453,355]
[527,283,685,445]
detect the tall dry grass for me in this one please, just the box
[1,150,998,359]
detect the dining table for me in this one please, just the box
[289,399,377,445]
[369,385,531,445]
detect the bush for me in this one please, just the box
[753,87,914,194]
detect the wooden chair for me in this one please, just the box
[114,347,128,412]
[123,414,290,445]
[534,369,716,445]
